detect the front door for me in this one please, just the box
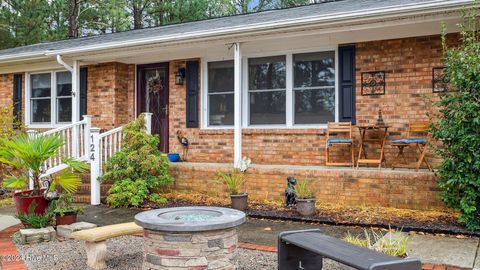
[137,63,169,153]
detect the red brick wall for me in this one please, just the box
[167,35,454,166]
[86,62,135,130]
[0,74,13,107]
[170,163,444,210]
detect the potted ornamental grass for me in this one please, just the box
[295,177,317,216]
[0,134,87,214]
[53,193,84,225]
[215,157,251,211]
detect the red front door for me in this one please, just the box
[137,63,169,153]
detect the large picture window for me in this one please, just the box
[204,49,336,128]
[248,56,286,125]
[293,51,335,124]
[207,61,234,126]
[28,71,72,126]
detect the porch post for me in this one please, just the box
[90,128,101,205]
[83,115,92,159]
[234,42,242,168]
[71,60,81,158]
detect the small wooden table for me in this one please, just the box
[356,124,390,169]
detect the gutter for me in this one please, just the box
[0,0,475,63]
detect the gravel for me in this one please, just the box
[16,236,346,270]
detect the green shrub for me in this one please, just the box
[15,201,55,229]
[430,10,480,230]
[100,115,173,207]
[215,169,246,195]
[0,106,24,185]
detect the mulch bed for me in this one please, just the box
[146,192,479,237]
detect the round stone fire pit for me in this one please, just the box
[134,206,246,270]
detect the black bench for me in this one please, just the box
[278,229,421,270]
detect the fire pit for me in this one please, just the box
[134,206,246,270]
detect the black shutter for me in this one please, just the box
[13,74,22,123]
[186,61,199,128]
[339,45,356,124]
[79,68,88,117]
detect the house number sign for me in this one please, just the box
[90,135,95,161]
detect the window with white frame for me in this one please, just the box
[204,50,336,128]
[29,71,72,125]
[207,61,234,126]
[248,56,286,125]
[293,51,335,124]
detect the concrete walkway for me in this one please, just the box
[1,204,479,269]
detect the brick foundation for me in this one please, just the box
[170,163,443,211]
[143,228,238,270]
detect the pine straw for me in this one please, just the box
[157,191,460,228]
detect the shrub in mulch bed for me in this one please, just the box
[145,191,477,237]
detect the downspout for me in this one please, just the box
[56,54,73,72]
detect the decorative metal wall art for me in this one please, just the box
[361,71,386,96]
[432,67,449,93]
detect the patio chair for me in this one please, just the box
[325,122,354,167]
[391,121,432,171]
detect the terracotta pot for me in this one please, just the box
[296,198,316,216]
[13,189,49,215]
[230,193,248,211]
[55,213,77,226]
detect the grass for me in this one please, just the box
[343,228,409,257]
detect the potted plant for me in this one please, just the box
[295,177,316,216]
[53,193,84,226]
[0,134,87,214]
[215,157,251,211]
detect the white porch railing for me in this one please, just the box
[27,115,92,189]
[89,112,152,205]
[26,113,152,205]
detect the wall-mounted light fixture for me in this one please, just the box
[175,67,186,85]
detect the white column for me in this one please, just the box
[71,61,81,158]
[234,43,242,168]
[27,130,38,190]
[83,115,92,159]
[143,112,152,135]
[72,60,80,123]
[90,128,101,205]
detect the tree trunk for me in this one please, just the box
[68,0,79,38]
[133,1,143,29]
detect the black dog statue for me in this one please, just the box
[285,176,297,207]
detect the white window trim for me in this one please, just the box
[201,46,339,130]
[25,70,73,129]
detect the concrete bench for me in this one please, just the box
[71,222,143,270]
[278,229,421,270]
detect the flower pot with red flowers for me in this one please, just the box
[0,134,88,215]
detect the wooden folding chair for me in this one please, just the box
[325,122,355,167]
[391,121,432,171]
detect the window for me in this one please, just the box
[248,56,286,125]
[293,52,335,124]
[207,61,234,126]
[56,72,72,123]
[30,73,52,124]
[28,71,72,126]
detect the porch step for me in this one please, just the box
[74,172,111,203]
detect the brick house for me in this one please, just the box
[0,0,472,209]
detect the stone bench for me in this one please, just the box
[71,222,143,270]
